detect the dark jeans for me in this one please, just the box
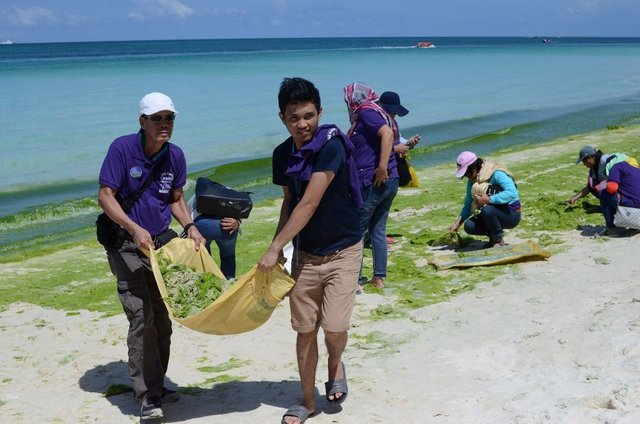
[464,204,521,242]
[195,215,238,280]
[599,190,620,228]
[107,241,172,401]
[359,178,399,278]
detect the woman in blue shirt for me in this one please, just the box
[449,151,521,248]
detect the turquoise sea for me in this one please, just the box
[2,36,640,256]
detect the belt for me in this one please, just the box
[300,248,342,260]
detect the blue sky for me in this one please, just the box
[1,0,638,43]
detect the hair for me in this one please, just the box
[278,77,321,114]
[466,158,484,177]
[591,150,604,171]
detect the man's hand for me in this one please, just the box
[130,225,153,250]
[258,248,280,273]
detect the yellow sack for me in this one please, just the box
[148,237,295,335]
[407,162,420,188]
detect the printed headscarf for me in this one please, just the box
[343,82,398,141]
[285,124,363,208]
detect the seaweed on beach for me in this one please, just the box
[411,229,464,247]
[157,252,228,319]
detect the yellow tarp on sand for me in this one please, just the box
[147,237,295,335]
[428,240,550,270]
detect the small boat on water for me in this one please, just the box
[416,41,435,49]
[1,40,14,45]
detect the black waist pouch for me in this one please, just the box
[153,228,178,249]
[96,213,127,250]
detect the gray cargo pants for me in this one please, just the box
[107,240,172,400]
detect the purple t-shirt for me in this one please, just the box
[99,132,187,236]
[348,109,398,188]
[608,161,640,207]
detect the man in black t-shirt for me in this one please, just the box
[258,77,362,424]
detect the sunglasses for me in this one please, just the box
[145,114,176,123]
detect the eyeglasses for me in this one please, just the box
[144,114,176,123]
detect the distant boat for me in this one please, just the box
[416,41,435,49]
[1,40,14,45]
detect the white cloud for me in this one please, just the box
[131,0,194,19]
[158,0,194,18]
[225,8,249,17]
[270,19,282,27]
[10,6,58,27]
[65,14,90,27]
[128,12,145,21]
[567,0,602,15]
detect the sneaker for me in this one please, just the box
[161,387,180,403]
[141,395,163,420]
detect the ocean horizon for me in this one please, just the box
[1,36,640,256]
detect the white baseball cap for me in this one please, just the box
[139,92,178,116]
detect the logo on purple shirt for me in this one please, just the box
[129,166,143,178]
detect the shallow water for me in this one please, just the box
[1,36,640,255]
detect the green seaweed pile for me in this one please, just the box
[157,252,228,318]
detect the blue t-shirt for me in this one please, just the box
[608,161,640,207]
[99,132,187,236]
[460,170,520,221]
[272,136,362,255]
[348,109,399,187]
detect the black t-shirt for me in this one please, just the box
[272,136,362,256]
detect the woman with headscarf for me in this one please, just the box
[343,82,399,288]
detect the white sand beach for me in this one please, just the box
[2,229,640,423]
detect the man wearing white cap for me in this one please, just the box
[98,92,205,419]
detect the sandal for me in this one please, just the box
[281,405,313,424]
[325,362,348,406]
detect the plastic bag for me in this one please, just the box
[148,237,295,335]
[614,205,640,229]
[396,154,420,188]
[407,161,420,188]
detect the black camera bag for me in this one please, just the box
[195,177,253,219]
